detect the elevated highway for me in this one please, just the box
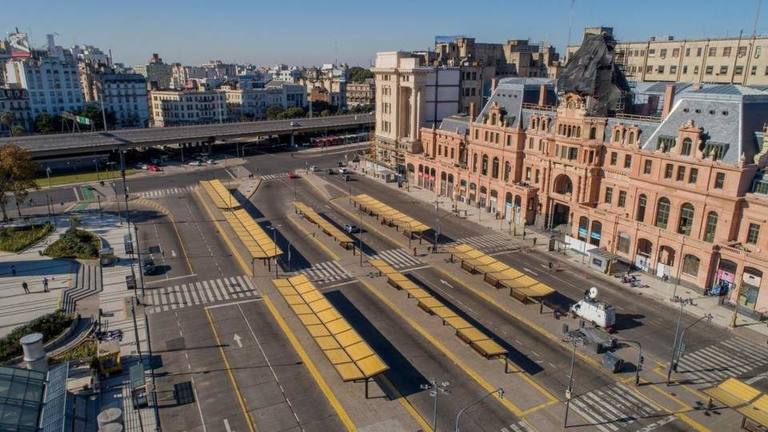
[0,113,373,158]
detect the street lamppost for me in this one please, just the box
[268,225,280,278]
[617,339,643,386]
[669,313,713,382]
[666,296,695,385]
[433,198,443,253]
[454,388,503,432]
[421,379,450,432]
[562,326,585,428]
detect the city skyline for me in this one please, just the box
[2,0,767,67]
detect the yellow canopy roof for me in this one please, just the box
[224,209,282,259]
[200,180,240,209]
[293,201,354,245]
[351,194,430,233]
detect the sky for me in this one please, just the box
[2,0,767,67]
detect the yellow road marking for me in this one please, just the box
[357,277,527,417]
[194,189,253,276]
[378,375,433,431]
[285,214,340,260]
[204,308,258,432]
[136,197,194,274]
[263,295,356,431]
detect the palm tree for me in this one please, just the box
[0,112,15,137]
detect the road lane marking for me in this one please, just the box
[204,308,257,432]
[224,419,233,432]
[194,188,252,275]
[190,375,208,432]
[262,295,355,431]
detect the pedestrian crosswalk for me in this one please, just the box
[450,233,515,253]
[300,261,353,286]
[136,185,195,199]
[676,336,768,384]
[569,383,673,432]
[498,420,534,432]
[261,172,289,182]
[371,248,424,271]
[146,276,258,314]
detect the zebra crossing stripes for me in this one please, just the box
[568,383,671,432]
[137,185,195,199]
[147,275,258,314]
[371,248,424,271]
[450,233,515,253]
[300,261,353,285]
[499,420,534,432]
[676,337,768,384]
[261,172,289,182]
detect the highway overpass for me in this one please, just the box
[0,113,373,158]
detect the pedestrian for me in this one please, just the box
[43,277,49,292]
[11,265,16,276]
[22,281,29,294]
[413,246,418,257]
[548,261,553,270]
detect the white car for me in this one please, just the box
[339,168,349,175]
[309,165,318,172]
[187,160,202,167]
[205,158,215,165]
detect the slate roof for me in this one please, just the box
[438,115,470,135]
[476,77,556,128]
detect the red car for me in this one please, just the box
[148,164,160,172]
[288,171,298,179]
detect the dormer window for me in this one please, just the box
[657,135,676,152]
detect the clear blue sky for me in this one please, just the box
[2,0,766,67]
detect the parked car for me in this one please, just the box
[205,158,215,165]
[148,164,160,172]
[343,174,351,182]
[135,162,148,170]
[187,160,202,166]
[290,121,300,127]
[326,168,335,175]
[338,161,346,167]
[288,170,299,179]
[150,158,163,166]
[339,168,349,175]
[309,165,319,172]
[344,224,360,234]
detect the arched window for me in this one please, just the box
[636,194,647,222]
[589,127,597,139]
[655,197,671,228]
[577,216,589,241]
[677,202,695,235]
[614,130,621,142]
[681,138,693,156]
[682,255,701,277]
[704,211,718,242]
[589,221,602,246]
[472,153,478,172]
[576,126,581,137]
[481,154,489,175]
[628,131,635,144]
[504,161,511,181]
[491,157,500,178]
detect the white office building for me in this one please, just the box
[98,73,149,127]
[4,53,84,117]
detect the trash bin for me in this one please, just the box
[602,352,624,373]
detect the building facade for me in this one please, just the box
[149,87,226,127]
[145,53,173,90]
[98,73,149,127]
[404,38,768,315]
[567,27,768,86]
[0,87,31,135]
[372,51,461,169]
[345,79,375,107]
[222,81,305,120]
[4,53,84,117]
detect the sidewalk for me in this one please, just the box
[352,165,768,337]
[0,215,76,337]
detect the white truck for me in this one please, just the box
[570,287,616,332]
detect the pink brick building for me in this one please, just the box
[403,35,768,316]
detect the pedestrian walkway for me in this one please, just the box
[569,383,673,432]
[146,275,258,314]
[136,185,195,199]
[61,262,102,313]
[371,247,425,271]
[448,233,518,254]
[497,420,535,432]
[300,260,353,286]
[675,336,768,384]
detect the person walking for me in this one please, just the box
[22,281,29,294]
[42,277,49,292]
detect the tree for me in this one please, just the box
[0,112,14,137]
[34,113,60,134]
[265,105,285,120]
[0,144,39,221]
[277,107,306,119]
[348,66,374,83]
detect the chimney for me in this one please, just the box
[661,84,676,119]
[491,78,498,93]
[468,102,476,120]
[538,84,548,106]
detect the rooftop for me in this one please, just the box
[0,366,46,432]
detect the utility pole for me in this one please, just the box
[455,388,503,432]
[421,379,450,431]
[670,313,713,382]
[667,296,694,385]
[562,326,584,428]
[730,282,742,328]
[433,199,442,253]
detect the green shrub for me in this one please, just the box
[0,223,53,252]
[0,310,74,362]
[43,228,100,259]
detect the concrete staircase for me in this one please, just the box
[61,262,102,313]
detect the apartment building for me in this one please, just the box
[345,79,375,107]
[0,87,31,135]
[149,86,226,127]
[405,32,768,316]
[567,27,768,85]
[4,51,84,117]
[98,73,149,127]
[145,53,173,90]
[222,81,305,120]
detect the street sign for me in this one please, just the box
[76,115,92,125]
